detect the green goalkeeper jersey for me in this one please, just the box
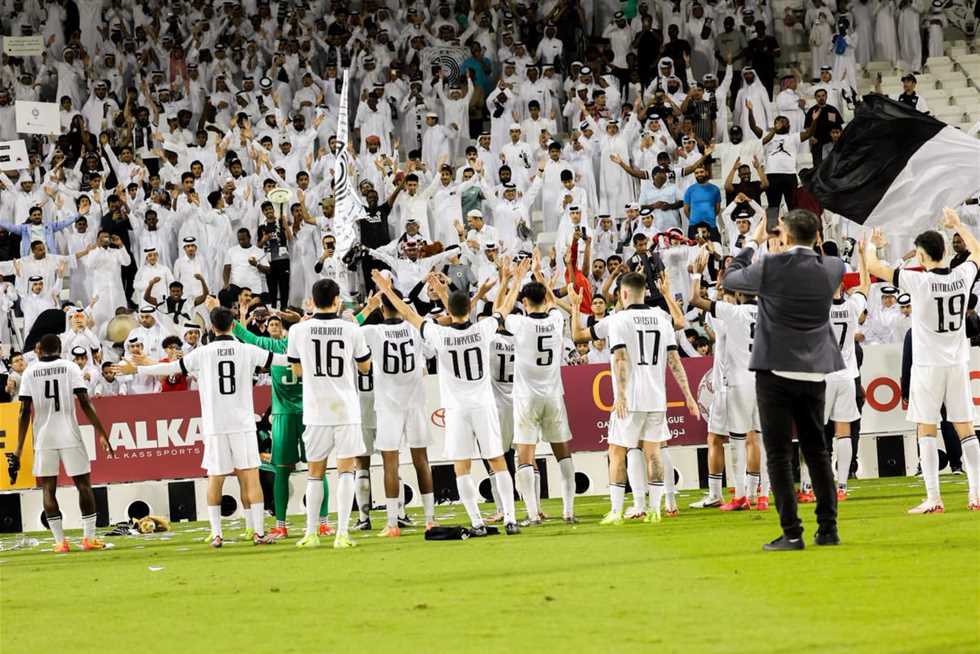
[232,322,303,415]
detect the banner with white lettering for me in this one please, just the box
[2,35,43,56]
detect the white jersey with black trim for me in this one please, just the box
[505,309,566,398]
[591,304,677,412]
[18,357,87,450]
[286,313,371,425]
[490,330,515,403]
[711,300,758,388]
[897,262,978,366]
[361,319,426,410]
[175,337,277,435]
[706,313,727,388]
[422,316,498,410]
[828,291,867,380]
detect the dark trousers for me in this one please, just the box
[265,259,290,310]
[756,371,837,539]
[764,173,798,223]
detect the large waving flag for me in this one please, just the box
[332,69,366,257]
[805,94,980,230]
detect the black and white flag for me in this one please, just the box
[805,94,980,230]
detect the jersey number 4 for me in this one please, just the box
[44,379,61,411]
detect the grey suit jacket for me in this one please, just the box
[723,244,846,374]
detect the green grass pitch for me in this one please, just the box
[1,477,978,653]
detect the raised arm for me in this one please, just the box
[371,270,425,331]
[943,207,980,265]
[863,227,896,283]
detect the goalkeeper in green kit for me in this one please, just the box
[233,306,332,539]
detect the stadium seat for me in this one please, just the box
[865,61,894,75]
[921,89,951,105]
[955,53,980,65]
[948,47,970,59]
[926,56,952,67]
[950,87,980,103]
[937,75,968,90]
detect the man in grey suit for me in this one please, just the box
[723,209,846,551]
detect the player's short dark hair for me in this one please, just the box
[914,230,945,262]
[312,279,340,309]
[210,307,235,332]
[405,173,419,183]
[632,232,648,245]
[620,271,646,294]
[380,288,402,313]
[522,281,547,307]
[447,290,470,318]
[162,335,182,349]
[101,361,114,370]
[560,169,573,182]
[208,190,222,208]
[782,209,820,246]
[38,334,61,355]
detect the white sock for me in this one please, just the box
[558,457,575,518]
[708,473,723,500]
[835,437,853,489]
[516,465,538,520]
[207,505,222,538]
[336,471,356,536]
[759,443,770,496]
[488,471,503,513]
[495,471,517,524]
[456,474,484,527]
[355,469,371,520]
[610,482,626,514]
[533,468,542,514]
[959,435,979,498]
[745,473,760,500]
[661,448,676,497]
[47,513,65,542]
[919,437,941,501]
[251,504,265,536]
[731,435,747,498]
[800,456,812,492]
[397,477,405,516]
[626,448,647,510]
[648,481,664,513]
[305,478,323,537]
[242,506,254,531]
[385,497,399,528]
[82,513,96,540]
[422,492,435,523]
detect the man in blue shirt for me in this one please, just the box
[683,166,722,240]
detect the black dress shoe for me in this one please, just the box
[763,535,805,551]
[814,531,841,546]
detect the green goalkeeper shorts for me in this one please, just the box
[271,413,306,466]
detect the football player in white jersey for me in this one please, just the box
[570,271,701,524]
[865,208,980,513]
[689,286,736,509]
[359,290,438,536]
[287,279,373,548]
[353,365,377,532]
[372,267,524,536]
[494,265,579,525]
[825,242,870,501]
[119,302,287,547]
[690,250,764,511]
[488,314,517,523]
[10,334,113,553]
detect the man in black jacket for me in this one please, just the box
[723,209,845,550]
